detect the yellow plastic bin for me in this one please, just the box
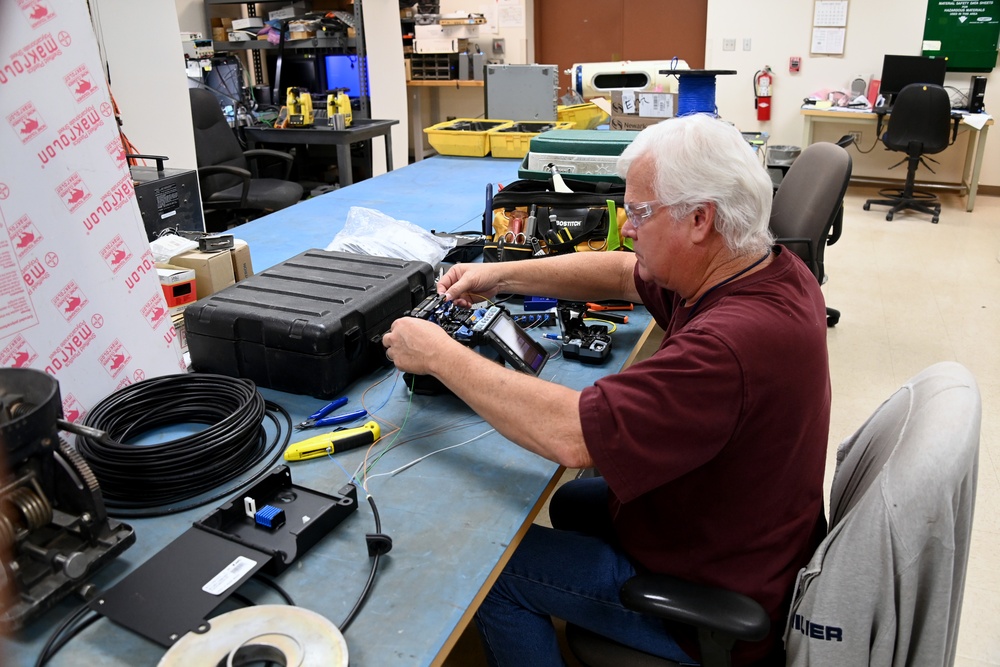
[423,119,514,157]
[488,121,575,159]
[557,103,610,130]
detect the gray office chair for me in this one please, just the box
[189,88,303,228]
[769,141,852,327]
[863,83,955,224]
[566,361,980,667]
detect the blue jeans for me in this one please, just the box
[474,477,695,666]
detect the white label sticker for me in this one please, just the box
[621,93,637,115]
[202,556,257,595]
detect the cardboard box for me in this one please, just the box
[156,264,198,308]
[611,91,677,118]
[170,309,189,353]
[232,17,263,31]
[269,3,308,20]
[169,249,236,299]
[413,37,468,54]
[414,24,480,40]
[230,240,254,282]
[609,114,664,131]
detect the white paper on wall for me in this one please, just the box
[0,0,184,422]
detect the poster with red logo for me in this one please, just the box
[0,0,184,420]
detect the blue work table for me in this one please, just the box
[3,156,652,666]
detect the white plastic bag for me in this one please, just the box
[326,206,455,265]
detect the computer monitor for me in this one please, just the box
[324,54,367,96]
[267,53,321,102]
[879,55,947,104]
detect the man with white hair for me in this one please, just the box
[382,114,830,666]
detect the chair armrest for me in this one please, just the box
[620,574,770,643]
[244,149,294,180]
[197,165,251,208]
[826,207,844,246]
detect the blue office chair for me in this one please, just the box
[566,361,980,667]
[863,83,955,224]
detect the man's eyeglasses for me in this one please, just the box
[623,201,667,229]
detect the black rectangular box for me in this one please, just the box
[131,165,205,241]
[184,250,434,398]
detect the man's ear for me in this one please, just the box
[688,202,717,243]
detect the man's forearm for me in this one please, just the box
[494,252,639,303]
[431,342,593,469]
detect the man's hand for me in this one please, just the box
[437,264,505,307]
[382,317,456,376]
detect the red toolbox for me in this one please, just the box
[184,250,435,398]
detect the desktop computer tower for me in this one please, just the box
[969,76,987,113]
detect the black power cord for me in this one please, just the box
[73,374,291,518]
[339,493,391,633]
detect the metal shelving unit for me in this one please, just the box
[203,0,368,116]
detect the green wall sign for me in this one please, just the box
[923,0,1000,71]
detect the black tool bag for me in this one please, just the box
[483,178,628,262]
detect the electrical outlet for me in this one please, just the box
[722,38,736,51]
[743,38,752,51]
[848,131,862,144]
[492,38,505,55]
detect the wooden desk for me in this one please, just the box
[242,119,399,188]
[2,156,652,666]
[799,108,993,212]
[406,80,485,162]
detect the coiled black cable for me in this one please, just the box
[74,373,291,518]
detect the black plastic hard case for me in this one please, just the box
[184,250,434,398]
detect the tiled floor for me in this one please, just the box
[445,188,1000,665]
[827,188,1000,666]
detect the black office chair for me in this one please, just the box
[189,88,303,229]
[566,362,980,667]
[863,83,955,224]
[770,141,852,327]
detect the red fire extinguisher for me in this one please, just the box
[754,67,773,121]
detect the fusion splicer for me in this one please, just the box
[409,294,548,376]
[558,302,612,364]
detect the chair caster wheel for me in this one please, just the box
[863,202,871,211]
[827,314,840,327]
[886,213,894,221]
[932,217,939,224]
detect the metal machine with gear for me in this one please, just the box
[0,368,134,630]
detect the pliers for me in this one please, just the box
[295,396,367,430]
